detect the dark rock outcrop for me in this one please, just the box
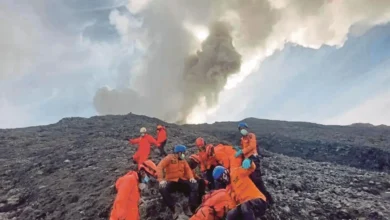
[0,114,389,220]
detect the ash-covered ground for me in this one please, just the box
[1,114,389,220]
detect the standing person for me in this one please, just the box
[212,165,268,220]
[129,127,160,168]
[195,137,217,190]
[235,122,274,205]
[156,124,168,156]
[109,160,158,220]
[157,145,198,219]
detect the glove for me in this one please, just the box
[189,178,197,183]
[242,158,251,169]
[235,150,243,158]
[159,180,167,188]
[233,145,241,151]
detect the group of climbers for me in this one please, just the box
[109,122,274,220]
[128,125,167,168]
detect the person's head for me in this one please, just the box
[188,154,200,170]
[138,160,157,183]
[237,122,249,136]
[156,125,164,131]
[212,166,230,185]
[195,137,206,152]
[140,127,147,136]
[173,145,187,160]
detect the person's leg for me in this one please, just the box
[159,181,178,212]
[159,140,167,156]
[196,179,206,206]
[249,199,267,217]
[239,200,257,220]
[250,156,274,205]
[226,206,242,220]
[178,179,199,214]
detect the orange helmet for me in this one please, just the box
[189,154,200,164]
[195,137,205,147]
[157,125,163,130]
[138,160,157,177]
[206,144,214,156]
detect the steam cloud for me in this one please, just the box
[93,0,390,123]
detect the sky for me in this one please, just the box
[1,0,390,129]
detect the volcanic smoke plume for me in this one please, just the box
[93,0,390,123]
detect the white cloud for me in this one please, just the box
[325,90,390,125]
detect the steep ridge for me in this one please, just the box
[184,118,390,173]
[0,114,389,220]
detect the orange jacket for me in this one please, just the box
[228,163,266,204]
[130,134,159,165]
[190,189,236,220]
[109,171,140,220]
[157,154,194,182]
[240,133,258,158]
[213,144,243,170]
[199,150,217,172]
[156,127,167,143]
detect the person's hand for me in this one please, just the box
[189,178,197,183]
[242,158,251,169]
[159,180,167,188]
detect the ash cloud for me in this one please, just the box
[93,0,390,123]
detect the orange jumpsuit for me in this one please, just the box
[156,154,194,182]
[109,171,140,220]
[156,127,167,144]
[213,144,243,170]
[190,189,236,220]
[228,163,266,204]
[198,149,217,172]
[240,133,258,158]
[130,134,159,166]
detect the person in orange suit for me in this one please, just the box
[189,188,236,220]
[109,160,158,220]
[195,137,217,190]
[129,127,160,168]
[236,122,274,205]
[156,125,167,156]
[209,143,243,170]
[188,154,209,206]
[157,145,198,219]
[212,164,268,220]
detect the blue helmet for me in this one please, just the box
[212,166,226,180]
[174,145,187,153]
[238,122,248,129]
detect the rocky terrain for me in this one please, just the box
[0,113,390,220]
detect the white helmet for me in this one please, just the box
[140,127,147,133]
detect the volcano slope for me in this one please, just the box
[0,114,390,220]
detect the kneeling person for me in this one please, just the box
[157,145,198,219]
[212,164,268,220]
[109,160,157,220]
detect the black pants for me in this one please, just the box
[226,198,267,220]
[249,155,274,205]
[197,179,206,206]
[159,179,198,212]
[205,166,216,190]
[158,140,167,156]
